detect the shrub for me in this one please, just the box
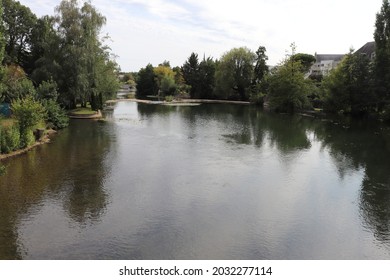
[42,99,69,129]
[11,96,46,148]
[37,80,59,101]
[0,123,20,153]
[164,95,174,102]
[249,92,265,105]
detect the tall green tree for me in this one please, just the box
[267,43,312,112]
[182,53,199,98]
[291,53,316,73]
[322,50,375,115]
[197,56,216,99]
[215,47,255,100]
[253,46,268,85]
[2,0,37,69]
[54,0,112,109]
[374,0,390,108]
[30,16,62,85]
[136,64,158,98]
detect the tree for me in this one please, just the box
[2,0,37,69]
[36,79,58,101]
[136,64,158,98]
[30,16,62,85]
[322,50,375,115]
[215,47,255,100]
[374,0,390,108]
[197,57,216,99]
[291,53,316,73]
[160,75,177,96]
[54,0,109,109]
[11,95,46,148]
[253,46,269,85]
[182,53,199,98]
[0,64,35,103]
[267,44,312,112]
[94,53,120,107]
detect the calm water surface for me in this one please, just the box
[1,101,390,259]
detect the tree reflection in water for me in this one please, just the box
[0,120,114,258]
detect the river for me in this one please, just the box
[1,101,390,259]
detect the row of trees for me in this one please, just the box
[1,0,119,156]
[321,0,390,118]
[0,0,119,110]
[135,0,390,119]
[136,46,269,102]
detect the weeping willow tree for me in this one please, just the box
[55,0,118,109]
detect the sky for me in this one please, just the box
[19,0,384,72]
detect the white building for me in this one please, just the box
[308,54,345,77]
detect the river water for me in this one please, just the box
[1,101,390,259]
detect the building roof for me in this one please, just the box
[315,54,345,62]
[355,41,375,57]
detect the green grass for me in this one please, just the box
[69,107,98,115]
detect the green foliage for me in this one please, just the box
[253,46,269,85]
[11,95,46,148]
[164,95,174,102]
[197,57,216,99]
[160,76,177,96]
[54,0,115,109]
[291,53,316,73]
[321,51,375,115]
[0,65,36,103]
[267,60,312,112]
[136,64,158,98]
[37,79,58,100]
[249,92,266,105]
[182,53,199,98]
[181,53,216,99]
[153,64,177,97]
[0,122,20,153]
[30,16,62,85]
[42,99,69,129]
[215,47,255,100]
[2,0,37,70]
[374,0,390,104]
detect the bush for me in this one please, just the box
[249,92,265,105]
[19,129,35,148]
[267,60,312,112]
[37,80,59,101]
[42,99,69,129]
[0,123,20,153]
[11,96,46,148]
[164,95,174,102]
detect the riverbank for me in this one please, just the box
[0,129,57,161]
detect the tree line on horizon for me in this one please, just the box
[130,0,390,121]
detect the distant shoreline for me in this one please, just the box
[106,98,251,105]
